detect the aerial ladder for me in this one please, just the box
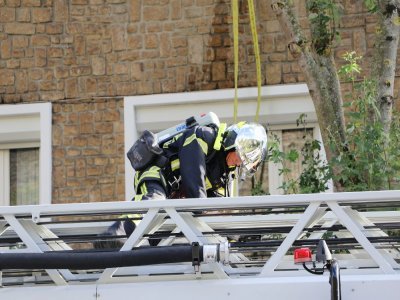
[0,190,399,299]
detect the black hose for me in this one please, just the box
[0,245,203,270]
[328,259,342,300]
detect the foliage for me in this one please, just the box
[251,177,268,196]
[265,51,400,195]
[268,114,331,194]
[328,51,400,191]
[363,0,378,13]
[306,0,342,54]
[250,159,269,196]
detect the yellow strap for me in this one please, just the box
[171,158,180,171]
[183,133,196,147]
[248,0,262,122]
[140,182,148,195]
[134,194,143,201]
[139,167,160,180]
[196,138,208,154]
[183,133,208,154]
[213,123,227,151]
[232,0,239,123]
[134,166,161,193]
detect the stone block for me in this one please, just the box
[40,91,64,100]
[171,36,186,48]
[129,0,141,21]
[74,35,86,56]
[266,62,282,84]
[130,62,143,81]
[22,0,41,6]
[0,69,15,86]
[0,8,16,22]
[48,47,64,57]
[65,78,78,98]
[188,36,203,64]
[21,58,35,68]
[143,6,168,21]
[341,15,365,28]
[159,33,171,57]
[15,70,28,93]
[127,34,142,49]
[85,77,97,93]
[114,63,129,75]
[5,23,35,35]
[7,60,20,68]
[5,0,20,7]
[40,80,57,91]
[171,0,181,20]
[92,56,106,75]
[12,35,29,49]
[353,29,366,55]
[0,40,12,59]
[211,61,226,81]
[94,122,113,134]
[16,8,31,22]
[31,35,51,46]
[145,34,158,49]
[32,8,52,23]
[87,39,101,55]
[111,25,126,51]
[46,23,63,34]
[71,0,88,4]
[54,0,68,22]
[70,66,91,76]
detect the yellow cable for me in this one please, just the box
[248,0,262,122]
[232,0,239,123]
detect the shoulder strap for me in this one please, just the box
[213,123,227,151]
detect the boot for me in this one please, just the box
[93,219,136,250]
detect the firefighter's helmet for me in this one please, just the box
[223,122,267,176]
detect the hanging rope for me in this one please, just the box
[247,0,262,123]
[231,0,262,123]
[232,0,239,123]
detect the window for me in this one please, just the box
[9,148,40,206]
[0,103,52,206]
[124,83,331,199]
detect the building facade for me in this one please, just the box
[0,0,398,205]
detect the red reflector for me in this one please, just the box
[293,247,312,264]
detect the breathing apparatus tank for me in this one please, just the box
[156,112,220,145]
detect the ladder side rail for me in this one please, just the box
[327,202,396,274]
[341,207,400,267]
[2,214,67,286]
[1,190,399,220]
[97,208,164,284]
[19,220,77,281]
[259,202,322,276]
[165,209,229,279]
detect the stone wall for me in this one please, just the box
[52,98,125,203]
[1,0,397,102]
[1,0,399,203]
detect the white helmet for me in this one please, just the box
[223,122,267,176]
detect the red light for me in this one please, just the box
[294,247,312,264]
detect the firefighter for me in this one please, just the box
[94,120,267,249]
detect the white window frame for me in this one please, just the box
[124,83,326,200]
[0,103,52,206]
